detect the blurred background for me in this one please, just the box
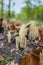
[0,0,43,23]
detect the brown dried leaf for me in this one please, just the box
[0,55,4,61]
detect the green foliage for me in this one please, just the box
[20,7,28,20]
[0,0,2,4]
[11,11,15,18]
[0,8,2,17]
[1,56,13,65]
[15,0,43,22]
[4,11,8,18]
[32,5,43,21]
[0,0,43,23]
[0,0,4,17]
[15,14,21,20]
[3,10,15,19]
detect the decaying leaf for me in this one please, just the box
[0,55,4,61]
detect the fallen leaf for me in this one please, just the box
[0,55,4,61]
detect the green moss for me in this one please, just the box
[1,56,13,65]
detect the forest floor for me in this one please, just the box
[0,33,43,65]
